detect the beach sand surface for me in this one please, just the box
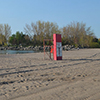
[0,49,100,100]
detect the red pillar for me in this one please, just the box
[53,34,62,60]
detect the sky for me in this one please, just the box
[0,0,100,38]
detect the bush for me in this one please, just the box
[4,43,7,46]
[0,44,2,46]
[90,42,100,48]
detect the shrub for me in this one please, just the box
[90,42,100,48]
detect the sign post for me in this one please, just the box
[53,34,62,60]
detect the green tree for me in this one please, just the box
[8,34,16,45]
[24,35,32,46]
[98,38,100,44]
[8,31,32,46]
[9,32,24,45]
[15,31,23,45]
[90,42,100,48]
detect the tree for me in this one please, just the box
[61,22,95,47]
[8,31,32,46]
[0,24,3,34]
[9,32,24,45]
[0,34,6,46]
[24,21,60,46]
[98,38,100,44]
[8,34,16,45]
[90,42,100,48]
[0,24,11,44]
[24,35,32,46]
[15,31,23,45]
[4,24,11,43]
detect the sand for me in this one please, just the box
[0,49,100,100]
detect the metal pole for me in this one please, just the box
[49,40,51,59]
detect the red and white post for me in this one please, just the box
[53,34,62,60]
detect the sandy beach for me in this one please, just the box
[0,49,100,100]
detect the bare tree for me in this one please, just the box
[24,24,33,40]
[24,21,60,45]
[0,24,3,42]
[0,24,11,45]
[61,22,94,47]
[4,24,11,43]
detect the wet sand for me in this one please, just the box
[0,49,100,100]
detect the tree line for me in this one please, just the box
[0,21,100,48]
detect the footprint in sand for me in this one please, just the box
[26,86,29,90]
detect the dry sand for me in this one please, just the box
[0,49,100,100]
